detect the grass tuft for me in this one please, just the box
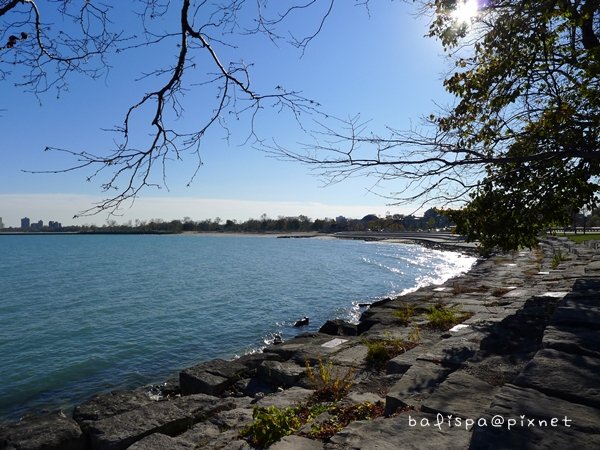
[425,304,472,330]
[392,304,415,325]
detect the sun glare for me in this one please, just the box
[451,0,479,24]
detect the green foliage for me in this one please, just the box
[241,405,303,448]
[429,0,600,251]
[426,304,472,330]
[408,325,421,344]
[392,304,415,325]
[307,401,385,440]
[364,333,417,370]
[305,358,354,403]
[550,250,569,269]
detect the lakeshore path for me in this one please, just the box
[1,236,599,449]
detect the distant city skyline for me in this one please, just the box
[17,216,62,231]
[0,193,410,229]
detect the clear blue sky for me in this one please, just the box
[0,1,453,227]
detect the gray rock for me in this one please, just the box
[180,359,250,396]
[463,354,532,387]
[209,407,254,430]
[256,387,314,409]
[73,390,154,429]
[319,319,358,336]
[271,435,325,449]
[267,334,341,363]
[387,346,423,375]
[233,377,276,398]
[257,360,306,388]
[0,411,84,450]
[87,401,192,450]
[421,370,498,419]
[385,361,451,415]
[344,391,385,406]
[543,325,600,357]
[177,421,221,447]
[584,260,600,273]
[418,337,479,367]
[236,352,284,370]
[514,348,600,408]
[127,433,195,449]
[328,414,471,450]
[551,304,600,329]
[86,394,229,450]
[469,384,600,449]
[330,344,369,367]
[201,429,253,450]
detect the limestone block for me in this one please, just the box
[0,412,84,450]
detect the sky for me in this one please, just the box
[0,1,455,228]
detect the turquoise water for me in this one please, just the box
[0,234,475,421]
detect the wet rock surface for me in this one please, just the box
[1,236,599,449]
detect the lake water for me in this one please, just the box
[0,234,475,421]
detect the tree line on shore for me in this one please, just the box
[3,209,454,234]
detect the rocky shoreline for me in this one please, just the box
[2,236,600,449]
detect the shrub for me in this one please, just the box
[241,405,303,448]
[241,402,339,448]
[307,401,385,440]
[305,358,354,403]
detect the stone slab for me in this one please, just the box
[87,401,192,450]
[470,384,600,449]
[127,433,195,450]
[385,362,451,415]
[270,435,324,450]
[543,325,600,357]
[321,338,348,348]
[73,390,154,428]
[421,370,498,419]
[256,387,314,409]
[514,348,600,408]
[551,305,600,329]
[329,414,471,450]
[87,394,228,450]
[176,421,221,448]
[0,412,85,450]
[179,359,249,396]
[417,338,479,367]
[330,344,369,367]
[257,360,306,388]
[584,260,600,273]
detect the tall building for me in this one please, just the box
[21,217,30,229]
[0,217,4,229]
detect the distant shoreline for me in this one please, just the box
[0,229,479,253]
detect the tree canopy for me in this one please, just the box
[273,0,600,250]
[435,0,600,250]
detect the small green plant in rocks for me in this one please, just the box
[408,325,421,343]
[550,250,568,269]
[426,304,472,330]
[241,405,303,448]
[307,401,385,440]
[305,358,354,403]
[392,304,415,325]
[364,332,418,370]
